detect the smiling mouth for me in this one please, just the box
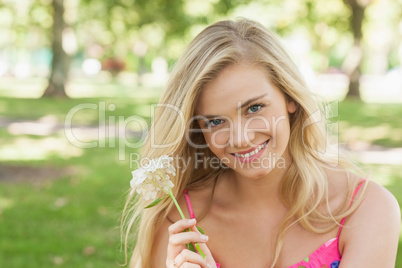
[231,140,269,158]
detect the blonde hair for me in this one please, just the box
[121,18,367,267]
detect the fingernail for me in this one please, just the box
[188,218,196,224]
[200,234,208,241]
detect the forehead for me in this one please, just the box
[195,64,278,115]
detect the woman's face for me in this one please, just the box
[194,63,296,179]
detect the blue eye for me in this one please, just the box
[206,118,223,127]
[247,104,262,113]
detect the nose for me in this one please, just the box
[229,120,256,148]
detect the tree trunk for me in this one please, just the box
[342,0,369,100]
[42,0,69,98]
[343,40,363,98]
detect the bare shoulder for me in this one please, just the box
[353,179,400,232]
[325,168,398,209]
[346,179,400,230]
[325,167,400,232]
[351,180,401,236]
[340,179,401,266]
[324,167,401,265]
[359,180,400,219]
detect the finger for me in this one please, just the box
[186,226,216,267]
[189,225,212,254]
[180,263,201,268]
[189,231,215,266]
[169,231,209,246]
[195,242,215,264]
[168,218,197,235]
[175,249,208,267]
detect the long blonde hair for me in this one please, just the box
[121,18,367,267]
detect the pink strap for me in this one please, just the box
[183,189,196,219]
[184,190,221,267]
[336,179,366,239]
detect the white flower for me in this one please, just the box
[130,168,147,188]
[130,155,176,200]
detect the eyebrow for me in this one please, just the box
[199,93,268,119]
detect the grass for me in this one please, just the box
[0,96,148,267]
[337,100,402,148]
[0,96,401,267]
[0,142,132,267]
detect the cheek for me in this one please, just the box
[270,118,291,147]
[246,116,272,131]
[203,129,230,150]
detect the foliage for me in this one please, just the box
[75,0,252,63]
[0,0,401,74]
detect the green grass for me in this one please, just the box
[0,145,135,267]
[0,97,157,123]
[0,96,401,267]
[338,100,402,148]
[0,96,152,267]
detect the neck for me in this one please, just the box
[222,155,292,210]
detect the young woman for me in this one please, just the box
[122,18,400,268]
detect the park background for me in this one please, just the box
[0,0,401,267]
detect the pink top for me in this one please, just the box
[183,180,365,268]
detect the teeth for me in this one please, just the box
[234,142,267,158]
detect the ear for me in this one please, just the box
[287,100,297,114]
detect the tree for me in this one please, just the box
[342,0,371,99]
[40,0,251,97]
[42,0,69,98]
[275,0,369,99]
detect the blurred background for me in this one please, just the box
[0,0,401,267]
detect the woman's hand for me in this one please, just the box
[166,218,216,268]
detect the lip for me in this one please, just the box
[231,140,268,155]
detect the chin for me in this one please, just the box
[238,166,274,180]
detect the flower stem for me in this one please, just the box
[168,189,206,259]
[169,190,186,219]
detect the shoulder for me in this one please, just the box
[351,180,400,231]
[340,179,400,266]
[324,168,398,212]
[343,179,400,230]
[359,180,400,216]
[325,168,400,234]
[324,168,401,266]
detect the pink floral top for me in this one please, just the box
[183,180,365,268]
